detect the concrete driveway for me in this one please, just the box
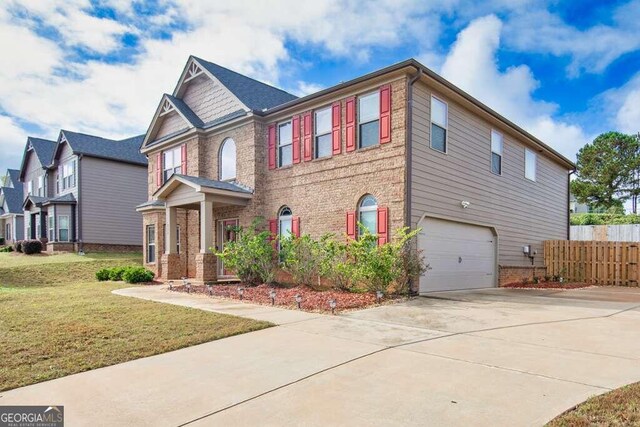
[2,287,639,426]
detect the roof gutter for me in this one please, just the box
[405,66,423,228]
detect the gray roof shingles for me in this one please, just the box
[1,186,24,214]
[61,130,147,165]
[28,137,57,166]
[7,169,20,188]
[165,95,204,128]
[173,174,253,194]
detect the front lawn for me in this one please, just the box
[0,252,272,392]
[547,382,640,426]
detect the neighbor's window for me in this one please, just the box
[27,180,33,195]
[37,175,44,196]
[61,160,76,190]
[278,206,293,250]
[219,138,237,181]
[491,130,503,175]
[6,223,11,241]
[358,194,378,237]
[36,214,41,239]
[358,92,380,149]
[146,225,156,263]
[163,147,182,182]
[431,96,448,152]
[525,148,537,181]
[48,216,55,241]
[58,215,69,242]
[278,121,292,167]
[314,107,332,158]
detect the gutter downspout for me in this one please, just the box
[77,154,83,253]
[567,169,575,240]
[405,67,423,229]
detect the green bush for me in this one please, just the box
[0,237,5,245]
[108,266,127,281]
[95,268,111,281]
[122,266,154,283]
[280,234,327,288]
[571,213,640,225]
[14,240,23,253]
[214,218,277,285]
[22,240,43,255]
[0,245,13,253]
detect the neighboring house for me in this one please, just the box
[20,131,148,252]
[0,169,24,244]
[137,57,574,293]
[569,194,590,214]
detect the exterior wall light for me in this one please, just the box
[461,201,470,209]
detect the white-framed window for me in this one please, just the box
[26,217,31,240]
[278,206,293,250]
[219,138,237,181]
[58,215,69,242]
[27,180,33,195]
[163,147,182,182]
[36,214,41,239]
[314,106,332,158]
[6,223,11,241]
[358,194,378,237]
[491,130,503,175]
[146,225,156,264]
[525,148,537,181]
[278,121,292,167]
[61,160,76,190]
[37,175,44,196]
[358,92,380,149]
[48,216,55,241]
[430,96,448,153]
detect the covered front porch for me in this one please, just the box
[151,174,253,282]
[23,194,77,251]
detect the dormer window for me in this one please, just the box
[219,138,237,181]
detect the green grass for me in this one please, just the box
[547,382,640,426]
[0,252,272,392]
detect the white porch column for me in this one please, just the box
[200,200,213,253]
[165,207,177,254]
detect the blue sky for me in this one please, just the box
[0,0,639,175]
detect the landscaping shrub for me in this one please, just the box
[571,213,640,225]
[95,268,111,281]
[0,246,13,253]
[214,219,277,285]
[108,266,128,281]
[121,266,154,283]
[280,234,327,288]
[14,240,23,253]
[0,237,5,245]
[21,240,43,255]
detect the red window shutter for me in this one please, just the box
[379,85,392,144]
[345,97,356,152]
[268,219,278,243]
[377,206,389,246]
[346,211,356,240]
[292,216,300,237]
[156,152,162,188]
[303,111,313,161]
[181,143,187,174]
[292,115,301,164]
[332,102,342,155]
[268,124,277,170]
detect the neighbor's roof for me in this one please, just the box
[18,137,57,180]
[193,56,298,111]
[1,186,24,214]
[6,169,20,188]
[60,130,147,166]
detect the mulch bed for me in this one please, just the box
[169,283,402,313]
[501,281,592,289]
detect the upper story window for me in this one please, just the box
[163,147,182,182]
[278,121,292,167]
[491,130,503,175]
[37,175,44,196]
[219,138,237,181]
[358,194,378,237]
[27,180,33,195]
[314,107,332,158]
[525,148,537,181]
[61,159,76,191]
[430,96,448,153]
[358,92,380,149]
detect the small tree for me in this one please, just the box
[280,234,324,287]
[214,218,277,285]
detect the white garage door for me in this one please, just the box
[418,217,496,293]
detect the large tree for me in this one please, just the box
[571,132,640,213]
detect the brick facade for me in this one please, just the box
[498,265,548,286]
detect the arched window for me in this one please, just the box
[358,194,378,237]
[219,138,236,181]
[278,206,293,242]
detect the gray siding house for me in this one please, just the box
[20,130,148,252]
[0,169,24,243]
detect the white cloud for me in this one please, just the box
[439,15,591,159]
[600,72,640,134]
[0,115,30,171]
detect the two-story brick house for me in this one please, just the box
[20,130,148,252]
[138,57,574,293]
[0,169,24,244]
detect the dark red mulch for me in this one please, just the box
[169,283,399,313]
[501,282,591,289]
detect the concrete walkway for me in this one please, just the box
[2,286,639,426]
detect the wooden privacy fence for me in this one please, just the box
[544,240,640,286]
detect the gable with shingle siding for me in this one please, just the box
[182,74,244,125]
[155,112,190,140]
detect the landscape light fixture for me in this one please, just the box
[269,289,276,305]
[376,290,383,303]
[206,284,213,296]
[329,299,337,315]
[237,287,245,300]
[295,294,302,309]
[186,282,192,293]
[168,281,174,291]
[182,277,188,286]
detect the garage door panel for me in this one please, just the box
[418,218,496,293]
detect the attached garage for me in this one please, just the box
[418,217,497,293]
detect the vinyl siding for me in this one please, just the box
[53,142,78,198]
[80,157,147,245]
[410,81,569,267]
[182,74,244,124]
[22,152,46,199]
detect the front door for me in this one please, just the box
[218,219,239,277]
